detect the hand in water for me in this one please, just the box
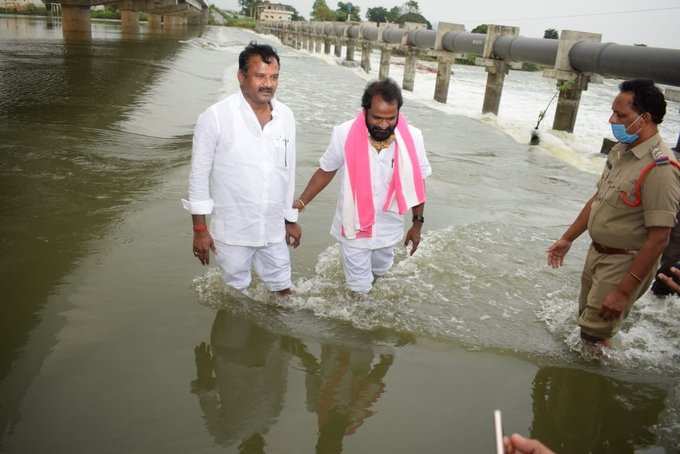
[546,238,572,268]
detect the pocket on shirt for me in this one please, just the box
[272,138,290,169]
[605,179,639,208]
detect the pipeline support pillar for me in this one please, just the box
[378,46,392,80]
[402,47,417,91]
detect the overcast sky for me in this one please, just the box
[214,0,680,48]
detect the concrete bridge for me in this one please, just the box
[258,21,680,137]
[53,0,209,39]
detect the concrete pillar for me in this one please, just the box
[379,46,391,80]
[402,47,417,91]
[434,56,453,103]
[148,14,162,32]
[334,38,343,57]
[120,9,140,34]
[479,25,519,115]
[314,37,322,53]
[482,61,509,114]
[553,80,584,133]
[324,38,331,54]
[61,4,91,40]
[361,42,372,73]
[346,39,356,61]
[545,30,601,133]
[201,7,209,25]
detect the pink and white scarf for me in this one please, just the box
[341,111,426,239]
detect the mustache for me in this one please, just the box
[258,88,273,93]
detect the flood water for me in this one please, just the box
[1,17,680,454]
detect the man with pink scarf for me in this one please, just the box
[294,79,432,294]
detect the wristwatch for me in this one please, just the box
[412,215,424,224]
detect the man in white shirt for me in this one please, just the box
[182,43,300,295]
[293,79,432,294]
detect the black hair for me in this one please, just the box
[361,78,403,110]
[619,79,666,124]
[238,41,280,74]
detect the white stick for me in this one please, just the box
[494,410,504,454]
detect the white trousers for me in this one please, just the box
[214,241,292,292]
[340,243,395,293]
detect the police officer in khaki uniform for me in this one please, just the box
[547,79,680,344]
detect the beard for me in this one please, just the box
[366,117,398,142]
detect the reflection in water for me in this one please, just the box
[530,367,666,454]
[191,308,394,453]
[192,310,289,452]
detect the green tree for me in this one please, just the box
[239,0,261,17]
[386,6,401,22]
[336,2,360,21]
[290,6,305,21]
[471,24,488,34]
[403,1,420,14]
[396,11,431,29]
[543,28,558,39]
[366,6,388,23]
[311,0,334,21]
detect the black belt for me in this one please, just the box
[592,242,636,255]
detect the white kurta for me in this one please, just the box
[182,92,297,246]
[319,119,432,250]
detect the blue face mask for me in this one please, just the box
[611,115,642,144]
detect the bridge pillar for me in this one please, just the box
[378,46,391,80]
[361,41,372,73]
[324,38,331,54]
[481,61,509,114]
[480,25,519,115]
[120,8,139,34]
[545,30,602,133]
[61,4,91,40]
[346,39,355,62]
[334,37,343,57]
[402,47,417,91]
[434,55,453,103]
[148,14,162,31]
[164,15,187,29]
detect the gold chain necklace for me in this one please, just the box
[370,135,395,152]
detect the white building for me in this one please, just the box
[256,1,293,21]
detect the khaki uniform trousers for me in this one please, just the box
[578,244,657,339]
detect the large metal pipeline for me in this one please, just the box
[281,21,680,87]
[570,42,680,86]
[407,29,435,49]
[441,32,486,54]
[382,27,407,44]
[360,24,379,41]
[347,24,360,39]
[492,36,558,66]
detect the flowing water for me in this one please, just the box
[2,17,680,453]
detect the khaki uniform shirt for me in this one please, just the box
[588,134,680,250]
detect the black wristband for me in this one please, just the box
[285,219,296,225]
[412,215,424,224]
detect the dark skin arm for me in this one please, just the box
[405,203,424,256]
[546,195,594,268]
[192,214,216,265]
[600,226,670,320]
[294,168,338,209]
